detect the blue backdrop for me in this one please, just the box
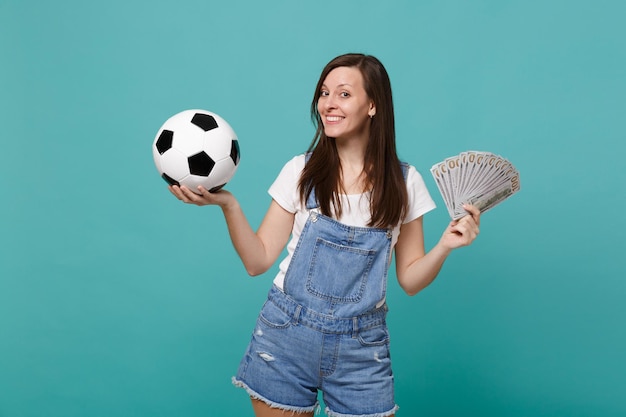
[1,1,624,416]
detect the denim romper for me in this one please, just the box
[234,164,408,417]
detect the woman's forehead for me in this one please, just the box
[323,66,364,87]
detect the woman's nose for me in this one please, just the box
[324,95,336,110]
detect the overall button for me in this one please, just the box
[311,213,318,222]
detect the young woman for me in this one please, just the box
[169,53,481,417]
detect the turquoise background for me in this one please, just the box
[1,1,625,416]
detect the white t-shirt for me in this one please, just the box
[269,154,436,290]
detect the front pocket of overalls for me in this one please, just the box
[306,237,376,303]
[259,300,292,329]
[358,325,390,347]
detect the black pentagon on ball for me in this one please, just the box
[230,139,240,164]
[188,151,215,176]
[209,183,226,193]
[156,130,174,154]
[161,173,179,187]
[191,113,218,132]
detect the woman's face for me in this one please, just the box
[317,66,375,142]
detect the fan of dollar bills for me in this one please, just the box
[430,151,520,220]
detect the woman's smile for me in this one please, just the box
[318,66,375,141]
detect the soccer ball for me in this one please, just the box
[152,109,240,194]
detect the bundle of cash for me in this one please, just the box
[430,151,520,220]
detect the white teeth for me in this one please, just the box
[327,116,343,122]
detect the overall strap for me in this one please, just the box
[400,161,409,181]
[304,152,318,210]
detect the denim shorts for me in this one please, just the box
[233,286,398,417]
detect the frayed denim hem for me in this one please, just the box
[325,404,399,417]
[232,377,320,415]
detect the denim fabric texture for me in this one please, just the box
[233,162,406,416]
[233,286,397,417]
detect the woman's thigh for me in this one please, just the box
[251,398,314,417]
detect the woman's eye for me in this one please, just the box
[320,90,329,97]
[340,91,350,98]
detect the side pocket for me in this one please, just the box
[258,300,292,329]
[357,325,390,347]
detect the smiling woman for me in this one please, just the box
[317,66,375,147]
[169,53,481,417]
[301,54,407,228]
[3,0,626,416]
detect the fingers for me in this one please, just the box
[462,203,481,227]
[195,185,211,198]
[168,185,211,206]
[446,211,480,248]
[451,216,479,242]
[168,185,184,200]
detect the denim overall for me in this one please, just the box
[234,164,408,417]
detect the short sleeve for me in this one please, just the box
[403,165,437,224]
[268,155,306,214]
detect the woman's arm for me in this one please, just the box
[395,204,480,296]
[170,185,295,276]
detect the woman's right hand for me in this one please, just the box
[168,185,235,209]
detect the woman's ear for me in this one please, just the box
[368,102,376,118]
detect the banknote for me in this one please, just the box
[430,151,520,219]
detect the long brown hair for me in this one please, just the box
[298,53,408,228]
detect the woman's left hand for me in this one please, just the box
[440,204,481,250]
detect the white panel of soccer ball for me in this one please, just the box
[152,109,240,193]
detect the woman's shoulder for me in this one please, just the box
[288,153,307,168]
[269,154,308,212]
[278,153,306,178]
[400,161,436,222]
[399,162,426,183]
[272,153,307,186]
